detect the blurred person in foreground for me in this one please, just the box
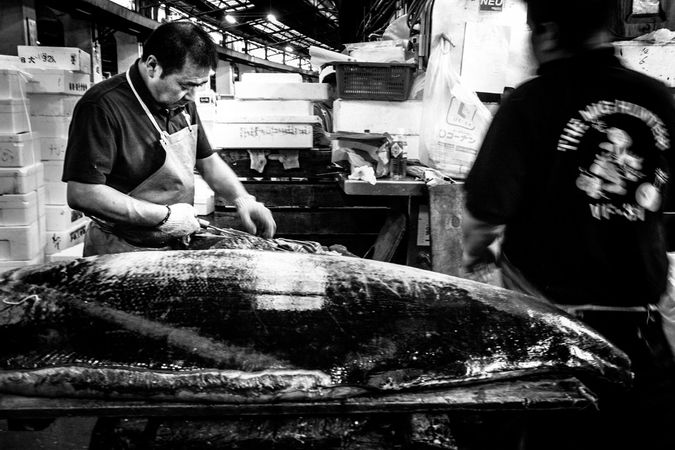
[461,0,675,448]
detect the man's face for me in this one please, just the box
[147,56,211,108]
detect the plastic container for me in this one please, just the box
[389,132,408,180]
[333,62,416,101]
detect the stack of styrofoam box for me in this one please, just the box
[18,46,92,258]
[0,55,45,271]
[211,73,325,149]
[332,99,424,160]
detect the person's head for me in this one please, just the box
[525,0,614,64]
[140,21,218,108]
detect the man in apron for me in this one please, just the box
[461,0,675,448]
[63,21,276,256]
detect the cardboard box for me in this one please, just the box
[18,46,91,74]
[28,93,79,116]
[0,99,31,134]
[0,131,37,167]
[0,162,43,195]
[0,221,42,260]
[46,204,84,231]
[30,115,71,138]
[25,69,90,95]
[234,82,328,101]
[45,217,89,255]
[0,190,38,226]
[210,123,313,149]
[40,136,68,160]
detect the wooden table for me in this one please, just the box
[0,378,597,448]
[338,176,427,266]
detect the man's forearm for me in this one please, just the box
[67,181,168,226]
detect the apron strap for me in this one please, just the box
[126,69,169,144]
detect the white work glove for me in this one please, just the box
[234,195,277,239]
[156,203,201,238]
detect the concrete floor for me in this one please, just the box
[0,417,96,450]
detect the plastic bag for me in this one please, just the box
[419,34,493,179]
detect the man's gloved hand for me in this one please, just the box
[156,203,201,238]
[234,195,277,239]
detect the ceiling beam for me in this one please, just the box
[38,0,314,74]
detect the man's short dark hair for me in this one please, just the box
[142,21,218,76]
[525,0,615,50]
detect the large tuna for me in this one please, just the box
[0,249,630,402]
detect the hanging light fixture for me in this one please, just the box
[224,14,237,24]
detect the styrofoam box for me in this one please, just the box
[0,99,30,134]
[0,68,26,99]
[36,185,46,214]
[40,136,68,160]
[28,94,79,116]
[44,181,67,205]
[333,99,423,134]
[0,162,43,195]
[43,160,64,182]
[0,254,45,274]
[194,176,215,216]
[0,131,37,167]
[215,115,318,124]
[210,123,313,149]
[31,115,71,138]
[0,190,38,226]
[18,46,91,74]
[235,82,328,101]
[38,213,46,249]
[47,242,84,262]
[240,72,303,83]
[25,69,90,95]
[45,217,89,255]
[217,100,313,118]
[615,42,675,87]
[46,204,84,231]
[0,221,42,260]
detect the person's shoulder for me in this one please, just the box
[78,72,128,106]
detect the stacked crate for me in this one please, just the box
[0,55,45,271]
[19,46,92,258]
[212,73,326,149]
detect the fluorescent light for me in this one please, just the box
[266,13,277,22]
[225,14,237,24]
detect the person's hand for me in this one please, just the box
[157,203,201,237]
[234,195,277,239]
[462,248,497,283]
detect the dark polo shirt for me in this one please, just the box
[62,60,213,193]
